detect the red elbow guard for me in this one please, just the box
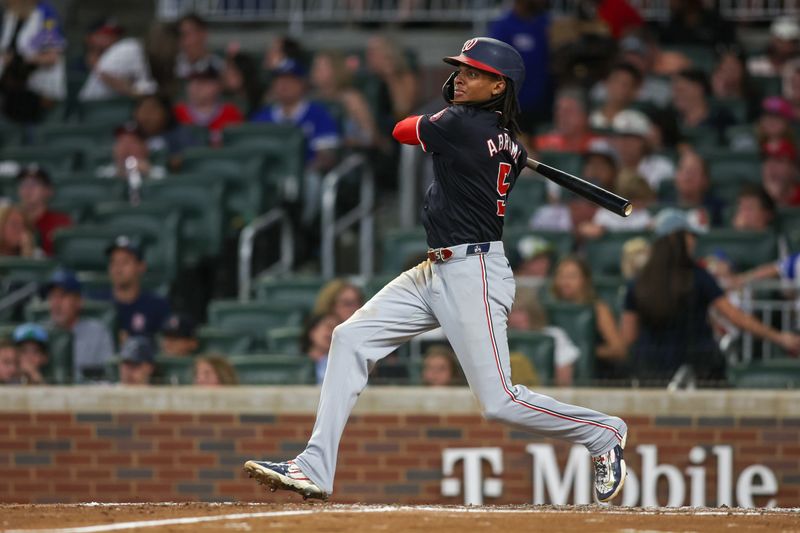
[392,115,422,145]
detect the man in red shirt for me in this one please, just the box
[16,165,71,256]
[174,65,243,146]
[534,87,597,153]
[761,139,800,207]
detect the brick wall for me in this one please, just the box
[1,387,799,506]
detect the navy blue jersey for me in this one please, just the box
[417,105,527,248]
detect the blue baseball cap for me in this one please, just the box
[12,323,49,347]
[271,58,307,79]
[653,208,706,237]
[44,268,82,295]
[105,235,144,261]
[119,336,155,365]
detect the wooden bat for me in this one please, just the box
[526,158,632,217]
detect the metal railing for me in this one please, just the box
[237,207,294,301]
[0,282,39,318]
[321,154,375,280]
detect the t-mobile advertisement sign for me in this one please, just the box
[441,445,778,507]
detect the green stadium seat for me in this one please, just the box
[710,98,747,124]
[777,208,800,246]
[207,300,308,346]
[155,356,195,385]
[585,231,650,276]
[141,178,226,264]
[255,276,326,306]
[78,98,134,124]
[228,354,315,385]
[751,76,783,97]
[42,328,73,384]
[505,176,546,227]
[265,326,303,355]
[728,359,800,389]
[507,330,555,386]
[725,124,757,150]
[25,299,115,330]
[695,229,777,271]
[544,301,596,384]
[0,257,57,285]
[537,151,582,177]
[0,121,24,149]
[51,177,126,222]
[196,327,254,355]
[35,122,116,169]
[701,150,762,187]
[364,274,397,298]
[680,125,720,149]
[664,44,716,72]
[503,228,574,262]
[381,227,428,274]
[0,145,78,175]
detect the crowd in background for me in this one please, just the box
[0,0,800,388]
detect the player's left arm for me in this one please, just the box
[392,115,423,146]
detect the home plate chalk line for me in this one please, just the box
[4,504,800,533]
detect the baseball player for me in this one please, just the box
[245,37,628,503]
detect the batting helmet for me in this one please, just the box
[443,37,525,94]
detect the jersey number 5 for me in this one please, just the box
[496,162,511,216]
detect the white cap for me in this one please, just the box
[771,16,800,40]
[611,109,651,137]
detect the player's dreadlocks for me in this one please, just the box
[479,78,521,136]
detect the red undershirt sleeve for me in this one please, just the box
[392,115,423,146]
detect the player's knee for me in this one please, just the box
[330,322,358,351]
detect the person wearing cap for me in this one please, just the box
[602,30,673,107]
[97,235,171,342]
[159,313,199,358]
[78,17,155,101]
[656,0,736,48]
[589,62,643,132]
[117,336,156,386]
[670,150,724,227]
[761,138,800,207]
[512,235,555,278]
[0,339,21,385]
[621,208,800,385]
[97,121,167,180]
[174,13,224,81]
[534,87,597,153]
[44,269,114,382]
[607,108,675,192]
[757,96,796,148]
[16,165,71,256]
[12,323,49,385]
[174,64,243,147]
[672,68,737,145]
[748,16,800,78]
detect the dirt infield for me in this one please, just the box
[2,503,799,532]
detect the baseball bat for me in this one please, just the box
[526,158,633,217]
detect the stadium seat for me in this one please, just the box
[680,125,720,149]
[207,300,308,347]
[584,232,650,276]
[728,359,800,389]
[228,354,315,385]
[507,330,555,386]
[265,326,303,355]
[141,178,226,264]
[751,76,783,97]
[695,229,777,271]
[77,98,134,125]
[0,145,78,175]
[777,207,800,247]
[701,150,761,187]
[0,257,57,285]
[544,301,596,384]
[35,122,116,169]
[25,299,115,330]
[255,276,326,307]
[155,356,195,385]
[663,44,716,72]
[196,326,253,355]
[43,328,73,385]
[503,228,574,263]
[51,177,126,222]
[710,98,747,125]
[381,227,428,274]
[505,175,546,227]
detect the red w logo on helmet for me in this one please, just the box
[462,38,478,52]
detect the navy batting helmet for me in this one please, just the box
[443,37,525,94]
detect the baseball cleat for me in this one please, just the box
[592,432,627,503]
[244,460,328,501]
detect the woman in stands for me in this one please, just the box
[0,204,37,257]
[312,279,364,324]
[193,355,238,386]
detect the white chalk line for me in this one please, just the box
[4,504,800,533]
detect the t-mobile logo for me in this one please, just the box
[440,448,503,505]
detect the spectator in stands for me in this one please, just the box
[672,68,737,144]
[301,312,338,385]
[44,269,114,382]
[592,0,644,40]
[312,279,364,324]
[98,122,167,180]
[656,0,735,46]
[222,47,263,116]
[133,93,195,171]
[748,17,800,78]
[581,138,619,192]
[621,209,800,385]
[580,174,654,238]
[512,235,555,278]
[0,0,66,123]
[761,139,800,207]
[174,13,223,80]
[421,344,463,387]
[13,323,48,385]
[79,18,155,101]
[118,335,156,386]
[757,96,796,149]
[99,235,171,342]
[0,204,37,257]
[620,236,650,280]
[508,287,580,386]
[534,87,596,152]
[732,184,776,231]
[263,35,305,72]
[193,354,238,386]
[174,64,244,147]
[711,47,760,121]
[670,150,724,227]
[15,165,70,256]
[364,34,419,125]
[589,63,642,131]
[782,59,800,118]
[551,256,628,377]
[529,189,598,236]
[735,251,800,290]
[311,50,381,150]
[0,339,21,384]
[489,0,553,134]
[159,313,199,358]
[608,109,674,192]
